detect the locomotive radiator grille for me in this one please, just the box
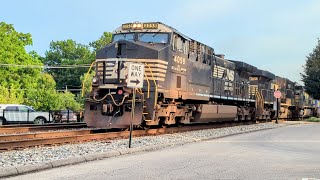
[96,58,168,83]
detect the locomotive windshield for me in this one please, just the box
[112,32,169,44]
[138,33,168,44]
[113,33,134,42]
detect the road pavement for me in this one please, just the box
[6,123,320,180]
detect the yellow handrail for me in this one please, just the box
[143,72,150,98]
[254,89,265,116]
[255,90,258,109]
[145,63,158,108]
[136,88,144,94]
[81,61,96,97]
[260,90,264,107]
[255,89,261,108]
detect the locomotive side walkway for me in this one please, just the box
[2,121,319,179]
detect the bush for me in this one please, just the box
[306,117,320,122]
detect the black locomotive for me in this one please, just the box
[84,22,318,129]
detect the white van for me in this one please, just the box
[0,104,53,125]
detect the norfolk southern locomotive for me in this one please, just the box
[84,22,318,129]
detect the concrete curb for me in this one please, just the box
[16,162,52,174]
[50,156,86,168]
[83,150,120,161]
[0,166,18,177]
[0,125,286,178]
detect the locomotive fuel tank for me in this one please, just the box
[192,104,237,122]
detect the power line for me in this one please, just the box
[0,88,83,92]
[57,89,82,92]
[0,63,91,69]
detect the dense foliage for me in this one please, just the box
[43,40,95,90]
[43,32,112,90]
[0,22,42,104]
[0,22,111,111]
[302,39,320,99]
[89,32,113,52]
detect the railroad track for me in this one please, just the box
[0,121,258,151]
[0,122,86,128]
[0,123,87,134]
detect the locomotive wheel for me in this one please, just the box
[176,123,183,127]
[161,124,168,129]
[141,115,151,130]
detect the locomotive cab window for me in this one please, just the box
[113,33,134,42]
[138,33,169,44]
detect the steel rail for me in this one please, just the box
[0,122,86,128]
[0,121,256,150]
[0,130,92,142]
[0,124,87,134]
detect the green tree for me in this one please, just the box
[0,22,82,111]
[43,39,95,90]
[0,86,12,104]
[89,32,113,52]
[302,39,320,99]
[25,73,59,110]
[60,91,82,111]
[0,22,42,104]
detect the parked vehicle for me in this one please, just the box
[54,110,78,123]
[0,104,53,125]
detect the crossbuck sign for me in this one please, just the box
[127,63,145,88]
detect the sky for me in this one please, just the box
[1,0,320,84]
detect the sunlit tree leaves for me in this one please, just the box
[302,39,320,99]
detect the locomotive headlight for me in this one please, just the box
[92,77,98,83]
[132,23,143,30]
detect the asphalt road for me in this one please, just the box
[6,123,320,180]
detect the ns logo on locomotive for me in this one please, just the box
[84,22,319,129]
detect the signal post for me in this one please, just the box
[273,90,281,124]
[127,63,145,148]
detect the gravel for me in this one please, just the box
[0,122,284,168]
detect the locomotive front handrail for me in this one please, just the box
[144,72,150,98]
[145,63,158,108]
[136,88,144,94]
[81,61,96,97]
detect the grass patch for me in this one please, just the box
[306,117,320,122]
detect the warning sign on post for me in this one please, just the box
[127,63,145,88]
[274,90,281,99]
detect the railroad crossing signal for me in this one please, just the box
[127,63,144,88]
